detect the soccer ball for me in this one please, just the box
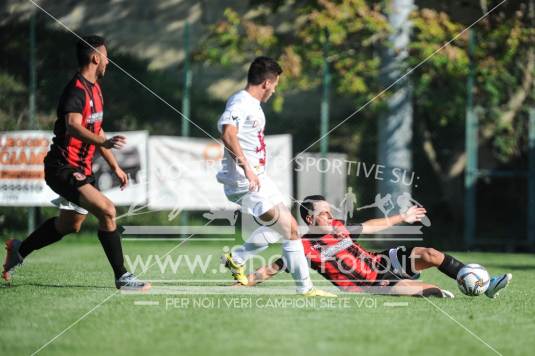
[456,264,490,296]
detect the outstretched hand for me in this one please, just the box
[402,205,427,224]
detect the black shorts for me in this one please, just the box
[373,246,419,285]
[44,155,96,206]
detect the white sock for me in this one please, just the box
[232,227,282,265]
[282,239,313,293]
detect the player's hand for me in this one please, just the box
[401,205,427,224]
[114,167,129,190]
[102,135,127,149]
[245,167,260,192]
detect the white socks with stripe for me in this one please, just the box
[231,227,281,265]
[282,239,313,293]
[231,227,313,293]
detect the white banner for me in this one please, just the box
[148,135,292,210]
[0,130,148,206]
[92,131,148,205]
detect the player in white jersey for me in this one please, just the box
[217,57,334,297]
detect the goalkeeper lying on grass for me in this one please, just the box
[236,195,511,298]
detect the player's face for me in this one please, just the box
[309,201,334,233]
[94,45,109,78]
[261,75,279,102]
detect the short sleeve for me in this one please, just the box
[60,87,85,116]
[217,105,245,133]
[301,238,318,259]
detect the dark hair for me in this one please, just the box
[299,195,326,223]
[247,56,283,85]
[77,35,106,67]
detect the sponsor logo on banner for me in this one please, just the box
[0,131,55,205]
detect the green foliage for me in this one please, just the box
[197,1,534,164]
[0,71,27,130]
[197,1,390,112]
[410,5,534,163]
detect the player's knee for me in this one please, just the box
[289,227,299,240]
[286,219,300,240]
[55,219,80,235]
[56,225,77,235]
[99,202,116,221]
[273,212,297,240]
[421,248,442,264]
[65,225,81,235]
[71,222,83,233]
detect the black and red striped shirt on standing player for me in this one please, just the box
[48,72,104,176]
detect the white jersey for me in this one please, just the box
[216,90,267,190]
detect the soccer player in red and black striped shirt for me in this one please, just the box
[2,35,149,291]
[245,195,511,298]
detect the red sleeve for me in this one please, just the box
[302,237,320,261]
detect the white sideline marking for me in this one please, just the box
[122,226,236,235]
[134,300,160,306]
[383,302,409,307]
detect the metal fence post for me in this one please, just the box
[464,29,477,248]
[528,109,535,246]
[28,12,38,234]
[320,28,330,197]
[180,20,192,232]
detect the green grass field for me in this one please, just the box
[1,233,534,356]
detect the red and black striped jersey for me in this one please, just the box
[301,220,384,292]
[49,73,104,175]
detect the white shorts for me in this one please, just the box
[50,196,88,215]
[224,175,284,217]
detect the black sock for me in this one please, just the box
[438,254,466,280]
[98,229,127,279]
[19,217,65,258]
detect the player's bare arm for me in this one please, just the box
[360,205,427,234]
[220,123,260,191]
[98,129,128,189]
[65,112,126,149]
